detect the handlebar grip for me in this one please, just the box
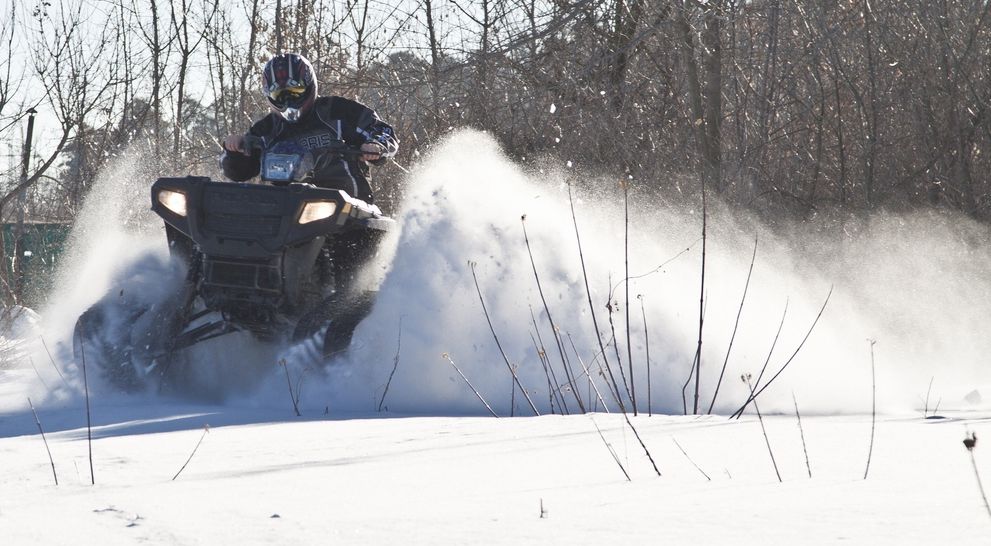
[241,134,265,152]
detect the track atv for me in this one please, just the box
[73,140,394,390]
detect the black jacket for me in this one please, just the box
[220,96,398,202]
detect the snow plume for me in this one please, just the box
[4,131,990,416]
[47,149,169,332]
[0,148,175,410]
[283,130,991,417]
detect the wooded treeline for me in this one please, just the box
[2,0,991,223]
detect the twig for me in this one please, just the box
[74,324,95,485]
[638,295,652,417]
[620,411,662,476]
[673,437,710,480]
[745,373,781,482]
[279,359,301,417]
[172,425,210,481]
[707,234,757,414]
[683,292,708,414]
[694,173,709,415]
[622,180,636,415]
[864,339,877,480]
[605,284,633,410]
[682,349,699,415]
[28,397,58,485]
[613,239,699,286]
[589,416,631,481]
[731,299,788,419]
[568,333,611,413]
[443,353,499,418]
[568,182,625,412]
[963,432,991,519]
[40,336,69,388]
[27,356,50,391]
[531,307,567,414]
[732,287,833,419]
[923,376,934,418]
[377,317,403,412]
[510,365,517,416]
[520,217,583,412]
[530,332,558,414]
[793,392,812,478]
[469,262,540,416]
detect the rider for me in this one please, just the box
[220,52,398,203]
[221,53,399,299]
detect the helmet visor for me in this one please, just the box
[268,83,308,109]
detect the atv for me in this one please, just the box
[73,138,394,391]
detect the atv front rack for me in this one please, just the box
[152,176,392,259]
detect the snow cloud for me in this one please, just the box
[9,130,990,417]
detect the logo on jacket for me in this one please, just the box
[298,132,336,151]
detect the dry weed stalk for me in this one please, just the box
[622,180,636,415]
[568,182,625,412]
[793,392,812,478]
[40,336,69,389]
[673,437,710,481]
[28,397,58,485]
[707,235,757,414]
[693,175,709,415]
[469,261,540,416]
[172,425,210,481]
[531,307,567,414]
[732,287,833,419]
[520,217,583,412]
[605,290,633,409]
[864,339,877,480]
[567,334,611,414]
[963,432,991,519]
[744,373,781,483]
[279,359,302,417]
[377,317,404,412]
[590,416,631,482]
[443,353,499,418]
[638,296,652,417]
[74,325,95,485]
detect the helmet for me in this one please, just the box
[262,53,317,122]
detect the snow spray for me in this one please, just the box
[8,130,991,416]
[304,130,991,416]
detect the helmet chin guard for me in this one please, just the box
[283,107,303,123]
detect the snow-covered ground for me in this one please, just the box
[2,131,990,544]
[1,393,988,545]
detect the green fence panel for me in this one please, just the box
[2,224,72,307]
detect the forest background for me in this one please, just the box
[1,0,989,303]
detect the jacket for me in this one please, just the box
[220,96,398,202]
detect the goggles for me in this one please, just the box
[268,83,308,109]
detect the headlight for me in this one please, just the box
[298,201,337,224]
[158,189,187,217]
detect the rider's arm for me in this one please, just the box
[332,98,398,165]
[219,117,274,181]
[357,114,398,165]
[358,113,399,165]
[220,142,260,181]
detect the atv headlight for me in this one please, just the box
[298,201,337,224]
[158,189,187,217]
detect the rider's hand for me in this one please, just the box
[360,142,384,163]
[223,134,246,154]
